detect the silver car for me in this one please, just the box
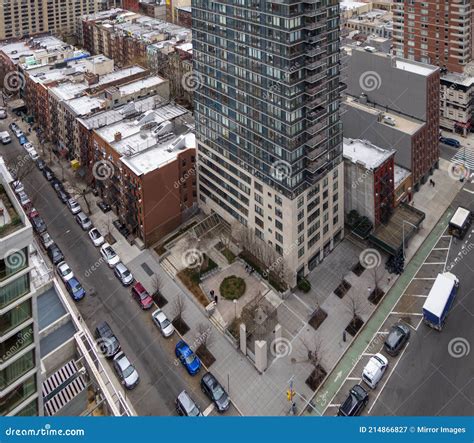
[113,262,134,286]
[75,212,92,230]
[152,309,174,337]
[113,351,139,389]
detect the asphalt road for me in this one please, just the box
[0,119,218,416]
[369,181,474,416]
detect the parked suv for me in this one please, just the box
[175,390,203,416]
[114,262,134,286]
[47,244,64,265]
[440,136,461,148]
[200,372,230,412]
[338,384,369,416]
[95,321,120,358]
[384,323,410,356]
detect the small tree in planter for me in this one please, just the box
[345,293,364,336]
[300,337,327,391]
[151,274,167,307]
[195,322,216,367]
[172,294,189,334]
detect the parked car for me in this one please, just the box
[175,340,201,376]
[12,180,24,194]
[100,243,120,268]
[94,321,120,358]
[0,131,11,144]
[66,198,81,215]
[36,158,46,170]
[362,353,388,389]
[42,167,54,181]
[31,215,46,234]
[65,277,86,301]
[39,232,54,250]
[113,352,139,389]
[14,128,23,138]
[440,136,461,148]
[114,262,134,286]
[175,391,203,417]
[200,372,230,412]
[27,207,39,219]
[131,281,153,310]
[97,201,111,213]
[151,308,174,337]
[17,191,31,207]
[338,384,369,416]
[57,188,70,204]
[76,212,92,231]
[56,261,74,283]
[384,323,410,356]
[28,149,39,161]
[18,135,27,145]
[23,142,34,152]
[47,244,64,265]
[50,178,62,192]
[88,227,104,247]
[0,108,7,119]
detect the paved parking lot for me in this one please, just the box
[322,233,453,416]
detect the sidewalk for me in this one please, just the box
[304,207,455,415]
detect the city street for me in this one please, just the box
[0,118,226,417]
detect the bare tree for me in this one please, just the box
[196,322,213,350]
[345,293,362,326]
[70,182,93,214]
[371,264,383,296]
[173,293,186,322]
[9,155,35,183]
[150,273,162,296]
[299,336,324,371]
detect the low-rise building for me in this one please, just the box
[343,138,395,227]
[440,72,474,136]
[342,47,440,191]
[89,101,196,247]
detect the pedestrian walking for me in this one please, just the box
[214,294,218,305]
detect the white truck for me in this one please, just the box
[0,131,11,144]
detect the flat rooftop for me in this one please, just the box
[394,165,411,187]
[0,36,68,64]
[38,286,67,331]
[0,158,22,239]
[344,96,424,135]
[116,76,165,97]
[343,138,395,170]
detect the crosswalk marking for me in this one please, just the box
[451,145,474,172]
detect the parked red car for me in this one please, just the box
[131,282,153,310]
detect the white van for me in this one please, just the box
[0,131,11,144]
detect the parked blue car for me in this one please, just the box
[65,277,86,301]
[440,137,461,148]
[175,340,201,375]
[18,135,28,145]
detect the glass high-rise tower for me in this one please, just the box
[192,0,344,278]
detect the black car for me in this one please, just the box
[200,372,230,413]
[338,384,369,416]
[57,188,70,203]
[384,323,410,356]
[95,321,121,358]
[47,244,64,265]
[97,201,111,213]
[36,158,46,171]
[31,215,47,234]
[43,167,54,181]
[51,178,63,192]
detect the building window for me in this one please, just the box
[255,217,264,228]
[275,195,282,206]
[255,193,263,205]
[0,350,35,390]
[297,222,304,233]
[275,232,283,243]
[298,247,305,258]
[255,182,263,192]
[275,220,283,231]
[0,274,30,309]
[0,374,37,416]
[0,299,32,335]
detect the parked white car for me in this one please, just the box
[56,261,74,283]
[28,149,39,161]
[151,309,174,338]
[362,353,388,389]
[12,180,24,194]
[66,198,82,215]
[23,142,34,152]
[88,227,105,247]
[100,243,120,268]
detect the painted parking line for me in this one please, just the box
[203,403,215,416]
[423,262,446,265]
[414,317,424,331]
[391,312,422,316]
[329,404,341,408]
[410,294,428,298]
[347,377,362,381]
[412,277,436,280]
[432,248,449,251]
[367,343,410,414]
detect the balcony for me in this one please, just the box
[306,106,327,121]
[306,71,326,83]
[305,94,327,108]
[304,20,326,31]
[306,46,326,57]
[305,118,328,135]
[305,82,327,95]
[306,144,327,161]
[306,58,326,70]
[306,155,329,173]
[305,131,328,148]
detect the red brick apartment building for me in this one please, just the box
[393,0,474,73]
